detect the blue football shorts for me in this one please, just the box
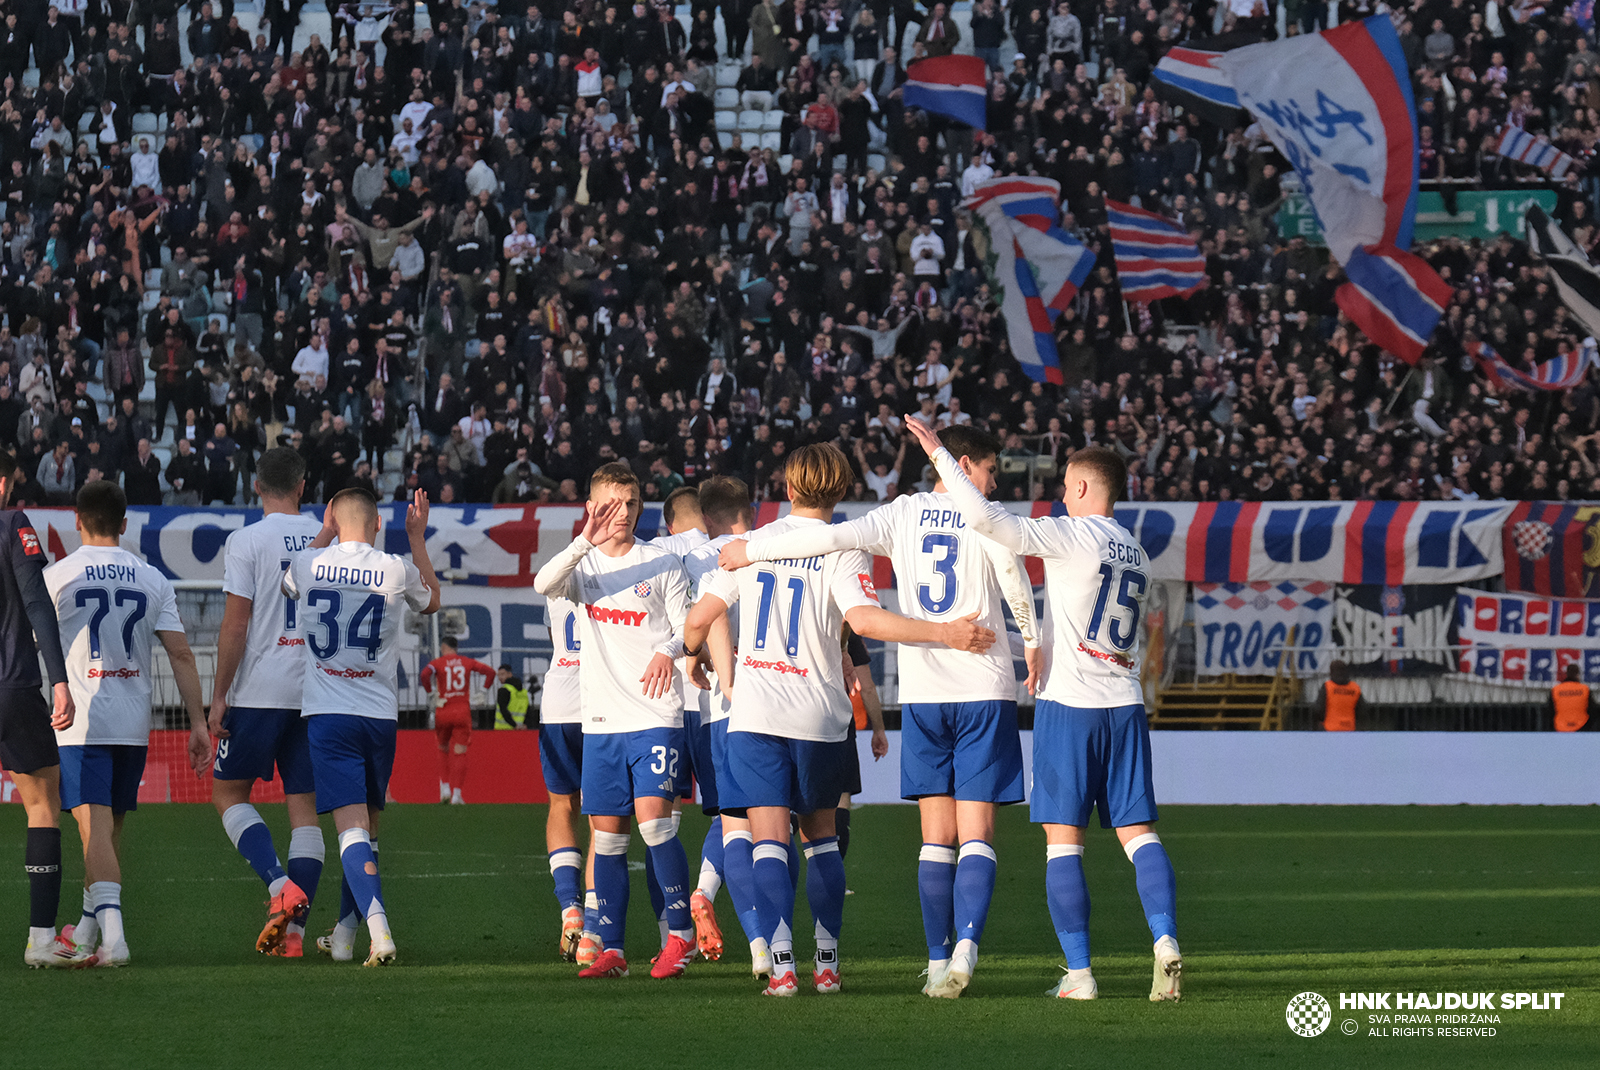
[59,744,147,814]
[719,729,853,816]
[900,700,1024,803]
[1029,700,1158,829]
[212,706,315,795]
[306,714,398,815]
[538,722,584,797]
[580,726,688,817]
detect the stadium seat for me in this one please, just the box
[713,87,739,110]
[761,111,784,132]
[132,112,160,134]
[867,153,886,173]
[716,130,734,150]
[739,110,766,133]
[716,65,739,88]
[715,110,738,131]
[760,132,782,152]
[22,69,39,89]
[145,269,164,291]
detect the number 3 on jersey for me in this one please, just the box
[918,533,958,614]
[1086,564,1145,651]
[304,588,387,660]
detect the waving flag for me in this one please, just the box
[965,177,1094,385]
[1105,200,1206,302]
[1468,338,1596,392]
[1496,125,1574,179]
[1152,46,1246,128]
[903,55,988,128]
[1524,204,1600,340]
[1216,16,1452,363]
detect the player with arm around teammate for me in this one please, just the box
[720,425,1041,998]
[0,452,80,968]
[532,463,701,981]
[46,481,210,967]
[419,637,496,804]
[206,446,328,957]
[283,488,442,967]
[904,417,1182,1003]
[684,444,998,996]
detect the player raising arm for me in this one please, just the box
[533,463,699,981]
[684,444,996,996]
[47,481,209,968]
[285,489,441,967]
[719,425,1039,998]
[903,417,1181,1003]
[206,446,327,958]
[419,638,495,805]
[0,453,79,968]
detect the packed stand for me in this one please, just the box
[0,0,1598,508]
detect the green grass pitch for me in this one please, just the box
[1,803,1596,1069]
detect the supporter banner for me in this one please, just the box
[1331,584,1458,673]
[1502,501,1600,597]
[1193,581,1333,675]
[21,500,1513,587]
[1095,501,1511,584]
[1456,586,1600,685]
[1278,190,1559,245]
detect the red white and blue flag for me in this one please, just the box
[1217,17,1453,364]
[1105,200,1206,302]
[903,55,988,128]
[1496,125,1574,179]
[1151,46,1246,128]
[965,177,1095,385]
[1468,338,1595,392]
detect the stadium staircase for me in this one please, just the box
[1150,663,1297,731]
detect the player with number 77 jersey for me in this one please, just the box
[904,418,1183,1007]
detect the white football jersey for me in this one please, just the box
[699,517,880,743]
[282,541,433,720]
[655,528,709,709]
[221,510,322,710]
[743,492,1037,704]
[534,537,691,734]
[685,533,738,724]
[931,450,1145,707]
[46,545,183,747]
[541,594,583,726]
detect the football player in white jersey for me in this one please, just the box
[533,463,699,981]
[205,447,328,957]
[642,486,707,954]
[540,590,590,963]
[46,482,209,967]
[906,419,1182,1003]
[684,444,998,996]
[283,488,441,967]
[677,477,752,966]
[720,425,1040,998]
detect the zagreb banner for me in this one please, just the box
[1193,581,1333,675]
[1456,586,1600,685]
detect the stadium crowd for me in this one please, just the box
[1,0,1599,510]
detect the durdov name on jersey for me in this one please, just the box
[311,564,389,588]
[587,604,647,626]
[918,508,967,529]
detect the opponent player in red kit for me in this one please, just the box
[419,638,495,804]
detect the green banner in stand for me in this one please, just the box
[1278,189,1560,245]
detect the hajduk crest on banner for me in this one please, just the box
[963,177,1095,385]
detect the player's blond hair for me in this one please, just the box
[589,462,641,501]
[786,443,854,510]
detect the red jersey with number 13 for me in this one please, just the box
[421,653,495,715]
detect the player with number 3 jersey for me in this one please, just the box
[906,419,1183,1006]
[686,444,998,997]
[720,426,1039,998]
